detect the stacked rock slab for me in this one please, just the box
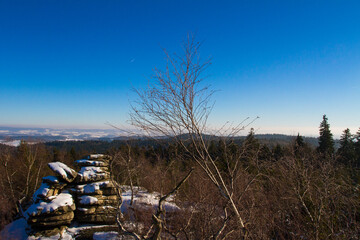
[25,162,77,235]
[73,154,119,224]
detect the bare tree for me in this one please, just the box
[0,148,18,212]
[130,34,254,237]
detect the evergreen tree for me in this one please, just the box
[354,128,360,168]
[244,128,260,150]
[317,114,334,157]
[294,133,306,157]
[242,128,260,163]
[273,144,284,161]
[295,133,305,147]
[337,128,355,165]
[259,145,272,162]
[69,147,77,162]
[53,148,61,162]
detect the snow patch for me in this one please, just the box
[25,193,74,218]
[78,166,107,180]
[93,231,120,240]
[32,183,51,201]
[76,181,110,194]
[0,139,21,147]
[89,154,104,159]
[42,176,60,184]
[79,195,98,205]
[48,162,76,182]
[0,218,28,240]
[121,186,180,214]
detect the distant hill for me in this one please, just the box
[1,126,335,150]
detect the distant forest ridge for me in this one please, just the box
[0,132,335,150]
[39,134,329,154]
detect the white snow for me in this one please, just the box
[76,181,110,194]
[121,186,180,214]
[32,183,51,201]
[101,206,115,210]
[0,139,21,147]
[88,154,104,159]
[27,233,73,240]
[79,195,98,205]
[42,176,60,184]
[78,166,107,181]
[25,193,74,218]
[77,207,89,212]
[93,231,120,240]
[0,218,28,240]
[0,185,180,239]
[76,159,108,166]
[48,162,76,182]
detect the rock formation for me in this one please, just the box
[24,154,119,236]
[25,162,77,236]
[72,154,119,224]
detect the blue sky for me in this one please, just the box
[1,0,359,137]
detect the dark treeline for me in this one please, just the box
[0,116,359,239]
[42,134,321,154]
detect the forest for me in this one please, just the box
[0,118,359,239]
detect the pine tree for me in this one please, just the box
[242,128,260,163]
[273,144,284,161]
[244,128,259,147]
[294,133,306,157]
[354,128,360,168]
[337,128,355,165]
[317,114,334,157]
[295,133,305,147]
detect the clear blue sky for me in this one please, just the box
[1,0,359,137]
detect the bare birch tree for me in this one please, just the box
[130,34,253,237]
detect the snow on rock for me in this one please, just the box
[77,167,109,183]
[28,232,73,240]
[25,193,75,218]
[48,162,77,183]
[79,195,98,205]
[32,182,51,201]
[75,159,109,167]
[75,181,111,194]
[88,154,104,159]
[42,176,60,184]
[93,231,122,240]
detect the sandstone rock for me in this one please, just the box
[32,183,58,202]
[76,213,116,224]
[28,211,74,224]
[48,162,78,183]
[76,205,117,215]
[42,176,67,189]
[28,153,120,231]
[77,194,118,206]
[87,154,112,161]
[75,159,109,167]
[32,226,66,237]
[76,166,110,183]
[72,180,117,195]
[30,218,73,228]
[26,193,75,218]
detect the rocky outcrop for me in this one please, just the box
[25,171,76,235]
[48,162,78,183]
[25,154,119,236]
[72,154,119,224]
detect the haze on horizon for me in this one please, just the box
[1,1,359,138]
